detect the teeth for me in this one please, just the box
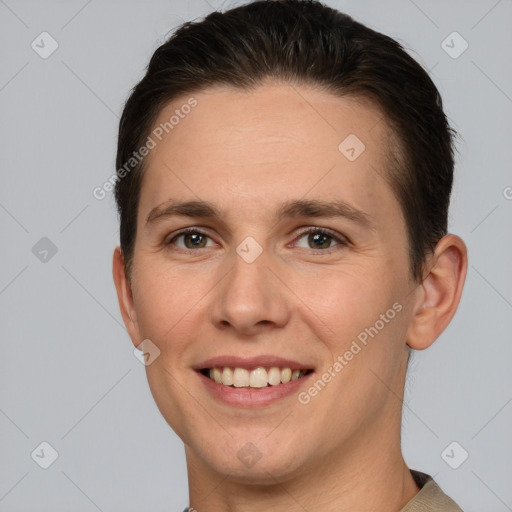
[221,367,233,386]
[281,368,292,383]
[212,368,222,384]
[249,367,268,388]
[206,366,309,388]
[233,368,249,387]
[268,367,281,386]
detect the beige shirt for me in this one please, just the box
[400,470,463,511]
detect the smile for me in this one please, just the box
[200,366,313,388]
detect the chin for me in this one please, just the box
[191,430,311,483]
[210,451,307,484]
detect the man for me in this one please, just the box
[112,1,467,510]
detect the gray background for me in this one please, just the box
[1,0,511,510]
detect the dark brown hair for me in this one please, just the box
[115,0,456,281]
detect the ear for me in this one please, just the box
[112,247,142,348]
[406,234,468,350]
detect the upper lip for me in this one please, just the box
[194,355,314,371]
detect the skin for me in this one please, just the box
[113,81,467,512]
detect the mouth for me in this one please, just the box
[198,366,314,389]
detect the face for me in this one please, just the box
[119,82,420,482]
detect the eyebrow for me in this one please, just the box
[146,198,375,230]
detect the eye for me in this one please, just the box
[165,226,348,253]
[293,227,348,251]
[166,228,216,250]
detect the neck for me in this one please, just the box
[185,409,420,512]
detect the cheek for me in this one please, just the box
[131,264,208,348]
[293,264,400,340]
[296,266,410,394]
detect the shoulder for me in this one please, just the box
[399,470,464,512]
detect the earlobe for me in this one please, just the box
[112,247,141,346]
[406,234,468,351]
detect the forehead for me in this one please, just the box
[138,82,401,228]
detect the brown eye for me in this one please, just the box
[182,232,207,249]
[167,229,214,250]
[308,232,332,249]
[294,228,347,251]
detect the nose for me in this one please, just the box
[209,247,292,337]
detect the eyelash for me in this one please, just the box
[165,226,349,254]
[293,227,349,252]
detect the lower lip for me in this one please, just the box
[196,371,314,407]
